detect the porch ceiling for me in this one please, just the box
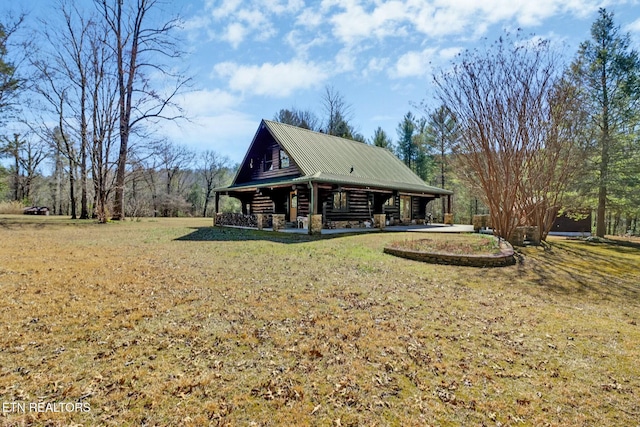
[215,173,451,197]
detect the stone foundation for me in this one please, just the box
[272,214,286,231]
[444,213,454,225]
[473,214,491,231]
[373,214,386,229]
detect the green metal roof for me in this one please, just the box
[216,120,453,196]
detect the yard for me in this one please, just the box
[0,216,638,426]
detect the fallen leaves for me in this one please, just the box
[0,220,639,425]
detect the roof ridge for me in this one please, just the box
[263,119,390,153]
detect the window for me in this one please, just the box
[279,150,290,168]
[263,153,273,172]
[333,191,348,211]
[384,196,394,207]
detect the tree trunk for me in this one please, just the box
[55,153,62,215]
[112,130,128,220]
[80,145,89,219]
[596,37,610,238]
[203,185,214,218]
[69,162,77,219]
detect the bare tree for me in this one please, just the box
[88,14,119,223]
[434,32,584,243]
[321,85,359,139]
[31,2,95,219]
[199,149,228,217]
[153,139,193,216]
[517,76,590,240]
[54,126,80,218]
[98,0,191,220]
[273,108,320,131]
[18,135,47,203]
[58,3,92,219]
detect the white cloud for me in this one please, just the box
[154,88,257,159]
[179,89,242,115]
[167,112,258,159]
[261,0,305,15]
[366,57,390,75]
[210,0,242,19]
[626,18,640,34]
[285,30,328,58]
[334,47,358,73]
[295,7,324,28]
[439,47,462,60]
[391,48,437,78]
[223,22,247,48]
[327,0,409,45]
[213,60,330,97]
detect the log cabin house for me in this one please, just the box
[213,120,453,233]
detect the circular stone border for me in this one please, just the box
[383,236,515,267]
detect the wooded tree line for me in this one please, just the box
[0,1,235,221]
[1,5,638,238]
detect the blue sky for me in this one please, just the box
[6,0,640,164]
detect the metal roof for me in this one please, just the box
[216,120,453,196]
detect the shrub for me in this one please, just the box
[0,200,26,214]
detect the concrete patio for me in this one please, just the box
[277,223,474,235]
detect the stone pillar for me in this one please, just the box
[272,214,285,231]
[473,214,491,231]
[373,214,386,229]
[511,226,540,246]
[256,213,264,230]
[510,227,526,246]
[308,214,323,235]
[444,213,454,225]
[527,226,541,245]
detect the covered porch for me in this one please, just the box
[214,177,452,235]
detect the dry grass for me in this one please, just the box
[0,215,638,426]
[389,234,502,255]
[0,202,25,215]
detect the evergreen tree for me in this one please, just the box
[0,17,26,126]
[371,126,393,150]
[396,112,416,167]
[425,105,458,215]
[572,8,640,237]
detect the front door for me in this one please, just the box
[289,191,298,222]
[400,195,411,223]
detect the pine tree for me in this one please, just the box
[572,8,640,237]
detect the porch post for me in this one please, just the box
[308,182,322,235]
[213,192,220,226]
[311,182,319,214]
[444,194,454,225]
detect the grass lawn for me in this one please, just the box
[0,215,638,426]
